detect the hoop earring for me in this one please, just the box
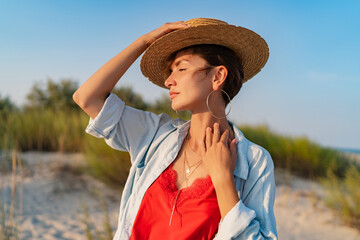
[206,90,232,119]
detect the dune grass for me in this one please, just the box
[240,125,352,179]
[322,166,360,228]
[0,100,356,183]
[83,135,131,189]
[1,110,88,152]
[0,150,22,240]
[4,107,351,182]
[240,125,360,229]
[0,198,21,240]
[79,192,114,240]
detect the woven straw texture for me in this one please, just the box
[140,18,269,88]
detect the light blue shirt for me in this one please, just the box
[86,93,278,240]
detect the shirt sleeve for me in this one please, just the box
[85,93,172,163]
[214,146,278,240]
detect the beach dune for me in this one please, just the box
[1,152,359,240]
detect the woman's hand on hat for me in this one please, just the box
[142,21,190,46]
[200,123,237,186]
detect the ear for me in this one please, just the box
[212,66,228,91]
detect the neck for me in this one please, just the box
[187,111,233,152]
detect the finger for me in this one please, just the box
[220,129,229,145]
[163,21,190,33]
[205,127,212,148]
[213,123,220,142]
[172,21,191,27]
[148,22,190,45]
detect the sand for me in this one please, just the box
[0,152,359,239]
[1,152,120,239]
[274,169,359,240]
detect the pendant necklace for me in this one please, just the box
[185,135,202,175]
[185,156,202,175]
[169,146,203,226]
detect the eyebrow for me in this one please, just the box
[171,59,190,68]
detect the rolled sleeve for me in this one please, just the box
[214,200,256,239]
[85,93,173,161]
[86,93,125,139]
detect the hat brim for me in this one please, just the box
[140,24,269,88]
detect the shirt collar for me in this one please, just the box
[229,121,250,180]
[171,118,190,133]
[171,119,249,180]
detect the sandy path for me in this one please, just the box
[1,152,359,239]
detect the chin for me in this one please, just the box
[171,102,187,112]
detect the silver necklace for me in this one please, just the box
[169,148,203,226]
[185,135,202,174]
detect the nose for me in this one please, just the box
[164,73,176,88]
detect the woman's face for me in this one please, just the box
[164,50,214,112]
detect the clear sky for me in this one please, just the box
[1,0,359,149]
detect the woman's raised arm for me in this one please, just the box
[73,21,189,119]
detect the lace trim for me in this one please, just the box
[158,163,214,208]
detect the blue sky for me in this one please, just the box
[1,0,359,149]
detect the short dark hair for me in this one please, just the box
[164,44,244,105]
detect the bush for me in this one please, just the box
[26,78,79,112]
[112,86,149,111]
[0,95,17,114]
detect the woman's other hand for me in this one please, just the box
[200,123,237,185]
[200,123,239,220]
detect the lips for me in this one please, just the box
[169,91,179,99]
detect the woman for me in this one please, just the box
[74,18,277,240]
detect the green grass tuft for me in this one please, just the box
[322,166,360,228]
[83,135,131,188]
[1,110,88,152]
[79,192,114,240]
[240,125,352,179]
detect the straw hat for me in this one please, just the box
[140,18,269,88]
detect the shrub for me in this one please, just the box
[26,78,79,112]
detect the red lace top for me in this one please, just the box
[130,163,221,240]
